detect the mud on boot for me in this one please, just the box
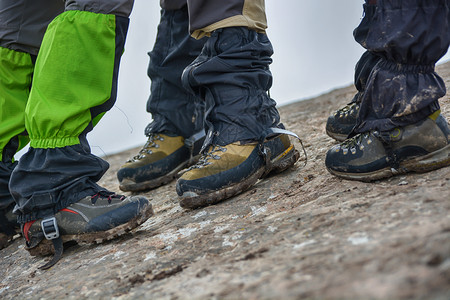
[117,132,204,192]
[325,111,450,181]
[176,129,303,209]
[22,191,153,269]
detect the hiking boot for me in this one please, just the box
[22,190,153,269]
[176,133,300,209]
[325,111,450,182]
[117,133,204,192]
[0,204,20,250]
[326,96,361,141]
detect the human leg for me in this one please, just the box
[117,2,206,192]
[325,1,381,141]
[8,0,153,268]
[326,0,450,181]
[0,0,64,249]
[0,47,33,248]
[176,0,301,208]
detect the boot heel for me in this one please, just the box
[402,144,450,172]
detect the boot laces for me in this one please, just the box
[91,190,125,204]
[189,145,227,169]
[336,102,359,117]
[128,133,164,162]
[340,132,372,154]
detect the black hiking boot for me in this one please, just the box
[325,111,450,181]
[117,133,204,192]
[176,133,300,209]
[0,204,20,250]
[22,191,153,269]
[326,95,361,141]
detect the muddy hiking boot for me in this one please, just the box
[325,111,450,182]
[22,190,153,270]
[0,204,20,250]
[326,95,361,142]
[177,129,304,209]
[117,132,204,192]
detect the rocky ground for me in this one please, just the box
[1,62,450,300]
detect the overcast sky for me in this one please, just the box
[82,0,450,158]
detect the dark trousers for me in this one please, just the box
[144,6,206,139]
[353,0,450,134]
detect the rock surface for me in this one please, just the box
[1,62,450,300]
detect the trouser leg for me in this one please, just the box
[187,0,267,39]
[352,51,382,102]
[182,26,281,148]
[353,0,450,133]
[0,0,63,211]
[145,4,206,138]
[9,0,135,223]
[352,1,380,99]
[183,0,281,148]
[0,48,34,210]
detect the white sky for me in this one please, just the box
[18,0,450,158]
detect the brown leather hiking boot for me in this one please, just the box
[177,133,300,209]
[118,133,204,192]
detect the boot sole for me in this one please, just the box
[26,202,154,256]
[179,147,300,209]
[119,156,200,192]
[327,144,450,182]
